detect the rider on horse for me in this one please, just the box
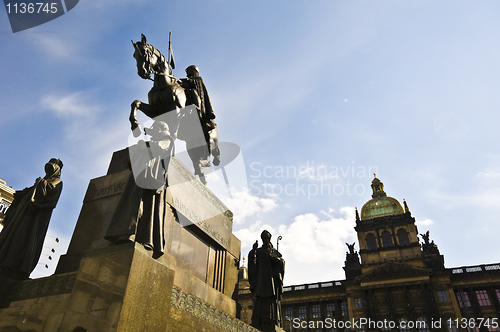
[180,65,218,167]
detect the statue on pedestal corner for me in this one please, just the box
[420,230,444,270]
[0,159,63,280]
[343,242,361,279]
[248,230,285,329]
[105,120,175,259]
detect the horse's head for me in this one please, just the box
[132,34,168,80]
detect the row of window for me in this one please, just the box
[284,301,347,320]
[365,229,410,250]
[456,289,500,307]
[285,290,500,331]
[349,289,496,307]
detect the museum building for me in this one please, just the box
[0,178,14,232]
[238,176,500,332]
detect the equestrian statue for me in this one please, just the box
[130,33,220,184]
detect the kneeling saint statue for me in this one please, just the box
[105,120,175,259]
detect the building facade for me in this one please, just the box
[0,178,15,232]
[238,176,500,332]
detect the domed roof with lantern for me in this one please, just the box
[360,174,405,221]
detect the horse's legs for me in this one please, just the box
[130,100,160,137]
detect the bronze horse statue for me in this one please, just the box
[130,34,219,184]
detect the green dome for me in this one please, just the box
[360,175,405,221]
[361,196,404,221]
[238,266,248,280]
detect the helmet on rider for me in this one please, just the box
[185,65,199,78]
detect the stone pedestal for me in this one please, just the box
[0,243,174,331]
[0,149,258,332]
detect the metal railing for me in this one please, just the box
[450,263,500,274]
[283,280,343,292]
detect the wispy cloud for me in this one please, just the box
[41,92,100,118]
[426,190,500,210]
[29,34,76,60]
[477,172,500,178]
[416,218,434,227]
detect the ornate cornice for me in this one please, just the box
[170,286,259,332]
[356,261,431,282]
[3,272,77,303]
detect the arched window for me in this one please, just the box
[366,233,377,250]
[417,317,430,332]
[397,229,410,245]
[381,231,394,247]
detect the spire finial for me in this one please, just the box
[242,256,246,267]
[370,174,386,198]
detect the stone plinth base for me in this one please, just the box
[0,242,259,332]
[0,243,174,332]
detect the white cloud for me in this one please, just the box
[223,187,278,224]
[41,92,100,118]
[37,90,131,183]
[426,189,500,210]
[278,207,356,265]
[235,206,358,285]
[416,218,434,226]
[29,34,76,60]
[477,172,500,178]
[234,220,277,253]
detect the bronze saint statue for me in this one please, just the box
[129,34,220,184]
[248,230,285,329]
[0,159,63,279]
[105,120,175,258]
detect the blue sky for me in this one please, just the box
[1,1,500,285]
